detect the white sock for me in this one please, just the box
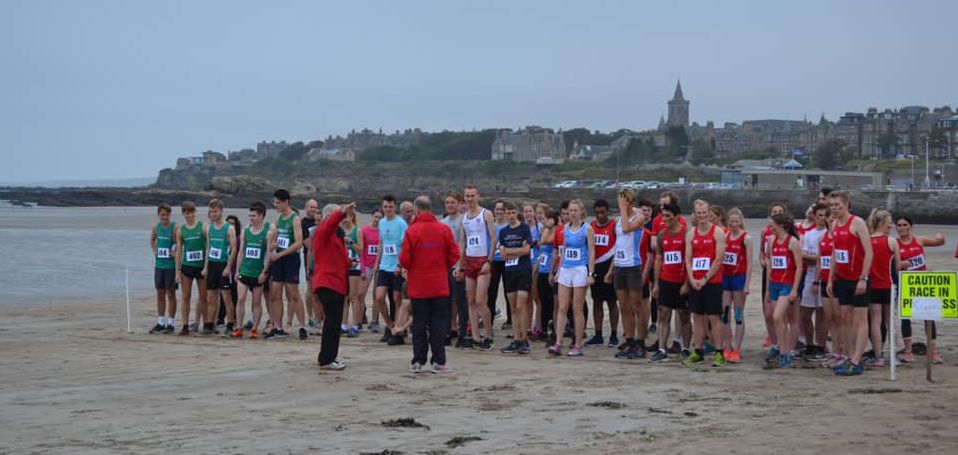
[157,316,165,325]
[168,317,175,327]
[341,324,348,330]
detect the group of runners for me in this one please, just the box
[148,185,949,376]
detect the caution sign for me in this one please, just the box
[899,271,958,321]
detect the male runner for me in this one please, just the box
[301,199,319,329]
[650,203,691,362]
[587,199,618,347]
[456,185,496,351]
[205,199,237,335]
[683,199,727,367]
[150,203,177,334]
[232,201,271,338]
[174,201,206,336]
[372,195,408,344]
[267,189,307,340]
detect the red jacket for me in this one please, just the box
[311,210,349,295]
[399,212,460,299]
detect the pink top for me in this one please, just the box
[361,224,380,269]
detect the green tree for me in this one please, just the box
[278,142,307,161]
[814,139,846,170]
[689,137,714,165]
[665,126,690,159]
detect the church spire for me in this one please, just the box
[672,79,685,102]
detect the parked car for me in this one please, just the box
[554,180,577,188]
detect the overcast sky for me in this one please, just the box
[2,0,955,182]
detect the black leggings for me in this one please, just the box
[537,273,555,334]
[902,319,938,339]
[487,260,505,320]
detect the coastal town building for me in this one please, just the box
[491,127,567,163]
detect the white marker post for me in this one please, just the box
[126,266,133,334]
[890,274,897,381]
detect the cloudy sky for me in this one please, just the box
[2,0,954,182]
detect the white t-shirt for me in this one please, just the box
[801,227,826,275]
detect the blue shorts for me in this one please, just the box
[768,283,793,301]
[722,274,746,292]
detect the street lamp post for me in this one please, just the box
[925,137,932,189]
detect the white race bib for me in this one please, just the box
[820,256,831,270]
[692,257,711,271]
[615,250,627,261]
[722,252,738,266]
[245,247,261,260]
[834,249,849,264]
[564,248,581,261]
[771,255,787,270]
[367,244,379,256]
[209,247,222,260]
[277,235,290,249]
[383,244,398,256]
[908,254,925,270]
[467,235,481,247]
[538,253,549,266]
[594,234,610,247]
[186,250,203,262]
[157,247,170,259]
[308,226,316,236]
[663,251,681,265]
[505,257,519,267]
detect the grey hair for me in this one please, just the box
[322,204,340,217]
[414,195,431,212]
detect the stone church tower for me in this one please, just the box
[667,80,690,129]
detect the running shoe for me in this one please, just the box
[368,323,380,333]
[244,320,253,330]
[230,328,244,338]
[932,350,943,364]
[517,340,531,354]
[431,364,453,374]
[179,325,190,336]
[379,328,392,343]
[766,346,781,362]
[275,329,288,339]
[308,318,317,328]
[607,335,619,349]
[387,334,406,346]
[703,340,715,354]
[149,323,164,334]
[712,352,726,367]
[409,362,423,374]
[189,322,199,333]
[667,340,682,354]
[163,324,175,334]
[650,350,669,362]
[762,336,773,348]
[249,328,259,339]
[299,327,308,341]
[586,334,604,346]
[681,349,691,360]
[614,346,634,359]
[501,341,519,354]
[898,350,914,363]
[833,360,863,376]
[776,353,794,368]
[501,322,512,331]
[728,350,741,364]
[864,356,885,368]
[264,328,279,340]
[682,351,703,367]
[548,343,561,356]
[319,361,347,371]
[457,337,474,350]
[346,327,359,338]
[824,355,846,369]
[648,324,657,335]
[794,340,806,354]
[617,340,630,351]
[567,346,584,357]
[479,338,494,352]
[723,347,733,359]
[340,326,348,335]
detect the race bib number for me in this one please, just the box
[594,234,610,247]
[663,251,681,265]
[538,253,549,266]
[467,235,481,248]
[820,256,831,270]
[615,250,627,261]
[908,255,925,270]
[834,249,849,264]
[564,248,581,261]
[209,247,222,260]
[156,247,170,259]
[722,252,738,266]
[771,256,787,270]
[277,235,290,249]
[367,244,379,256]
[245,247,261,260]
[383,244,397,256]
[186,250,203,262]
[308,226,316,236]
[692,257,711,271]
[505,257,519,267]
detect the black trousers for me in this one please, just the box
[316,288,345,365]
[537,273,555,334]
[487,260,505,321]
[412,297,450,366]
[449,270,468,336]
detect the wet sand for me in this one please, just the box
[2,239,958,454]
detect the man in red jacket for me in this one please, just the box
[312,202,356,371]
[399,196,461,373]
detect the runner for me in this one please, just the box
[549,200,595,357]
[458,185,496,351]
[372,195,407,344]
[361,209,383,332]
[826,190,873,376]
[343,210,364,337]
[536,208,559,344]
[767,213,804,368]
[232,201,271,338]
[895,215,946,363]
[721,208,752,363]
[523,202,542,340]
[441,192,468,347]
[221,214,242,326]
[488,200,507,331]
[650,203,690,362]
[205,199,237,335]
[652,191,689,352]
[267,189,307,340]
[150,203,177,334]
[819,213,844,367]
[637,199,656,337]
[588,199,619,348]
[608,189,648,359]
[709,205,727,231]
[174,201,207,336]
[760,203,788,348]
[683,199,727,367]
[799,203,828,362]
[865,209,900,368]
[498,200,534,354]
[301,199,319,330]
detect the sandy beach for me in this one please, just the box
[2,227,958,454]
